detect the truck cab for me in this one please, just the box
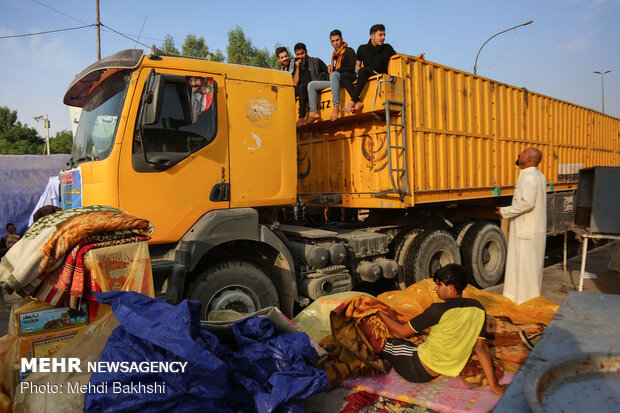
[60,49,363,318]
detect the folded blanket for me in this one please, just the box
[0,205,151,295]
[33,234,150,308]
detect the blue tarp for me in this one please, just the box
[86,292,327,413]
[0,154,69,234]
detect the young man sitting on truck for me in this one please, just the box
[375,264,506,396]
[292,42,329,127]
[344,24,424,114]
[276,46,294,74]
[305,29,357,124]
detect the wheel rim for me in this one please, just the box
[207,286,258,314]
[429,249,454,276]
[482,240,502,273]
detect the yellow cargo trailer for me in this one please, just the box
[298,54,620,208]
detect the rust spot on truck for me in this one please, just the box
[245,98,276,122]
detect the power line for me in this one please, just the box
[30,0,164,43]
[101,23,150,49]
[32,0,90,26]
[0,25,95,39]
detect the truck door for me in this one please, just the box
[118,70,229,244]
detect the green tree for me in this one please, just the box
[0,106,43,154]
[49,130,73,154]
[161,34,180,54]
[181,34,224,62]
[226,26,272,68]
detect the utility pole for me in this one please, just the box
[593,70,611,114]
[96,0,101,60]
[33,114,50,155]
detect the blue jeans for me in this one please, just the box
[307,71,343,113]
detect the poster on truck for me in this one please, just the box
[60,168,82,210]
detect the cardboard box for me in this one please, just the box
[18,325,86,360]
[17,302,88,335]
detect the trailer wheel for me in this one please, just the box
[400,229,461,287]
[450,220,474,248]
[188,260,280,319]
[461,221,507,288]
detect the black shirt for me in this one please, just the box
[298,66,312,84]
[336,47,357,74]
[356,41,397,74]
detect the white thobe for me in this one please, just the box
[500,167,547,305]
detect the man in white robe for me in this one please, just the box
[496,147,547,304]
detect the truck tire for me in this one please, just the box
[450,220,474,248]
[188,260,280,319]
[461,221,507,288]
[393,228,423,289]
[401,229,461,287]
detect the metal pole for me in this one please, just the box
[44,114,50,155]
[594,70,611,114]
[96,0,101,60]
[579,236,588,292]
[601,73,605,114]
[563,228,567,274]
[474,20,534,75]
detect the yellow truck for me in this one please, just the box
[60,48,620,317]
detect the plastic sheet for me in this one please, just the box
[86,291,227,413]
[84,241,154,296]
[292,291,373,344]
[11,306,118,412]
[376,279,559,325]
[85,291,327,413]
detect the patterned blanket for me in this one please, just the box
[33,234,150,308]
[0,205,152,301]
[342,369,514,413]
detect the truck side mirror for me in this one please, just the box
[143,72,164,125]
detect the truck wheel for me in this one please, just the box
[461,221,507,288]
[450,220,474,248]
[400,229,461,288]
[188,261,280,319]
[393,228,422,289]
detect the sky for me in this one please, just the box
[1,0,619,139]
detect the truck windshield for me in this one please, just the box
[69,71,129,166]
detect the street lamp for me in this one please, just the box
[474,20,534,75]
[33,114,50,155]
[593,70,611,114]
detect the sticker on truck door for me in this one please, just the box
[60,168,82,210]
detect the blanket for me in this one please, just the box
[32,234,150,308]
[342,369,514,413]
[319,296,408,389]
[0,205,152,295]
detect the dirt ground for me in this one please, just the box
[305,240,620,412]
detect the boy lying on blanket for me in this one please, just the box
[375,264,506,396]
